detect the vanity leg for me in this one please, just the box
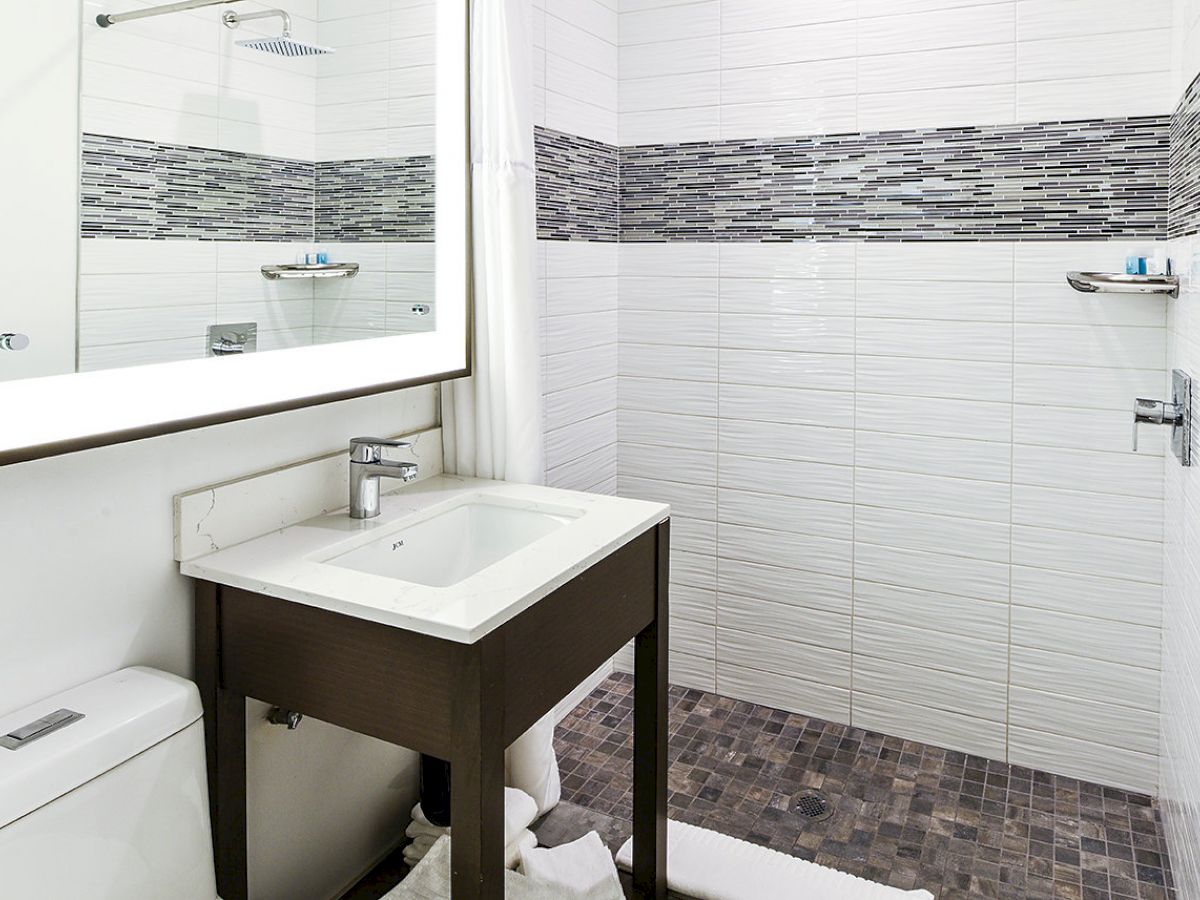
[633,520,670,899]
[450,635,507,899]
[212,689,248,900]
[196,582,249,900]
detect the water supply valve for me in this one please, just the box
[1132,369,1192,466]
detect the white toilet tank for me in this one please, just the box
[0,667,217,900]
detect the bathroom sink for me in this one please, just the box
[322,496,582,587]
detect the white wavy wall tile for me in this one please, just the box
[539,239,620,494]
[609,239,1167,793]
[615,0,1173,145]
[1161,221,1200,896]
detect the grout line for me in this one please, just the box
[1006,245,1016,764]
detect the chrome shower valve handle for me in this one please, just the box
[1132,370,1192,466]
[1132,398,1182,451]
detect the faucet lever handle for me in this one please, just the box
[349,437,413,464]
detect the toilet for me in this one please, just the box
[0,666,218,899]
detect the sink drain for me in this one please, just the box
[792,789,833,822]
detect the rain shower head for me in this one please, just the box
[235,33,335,57]
[96,0,334,57]
[223,8,335,57]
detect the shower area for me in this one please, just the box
[530,1,1200,898]
[75,0,436,371]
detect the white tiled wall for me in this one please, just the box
[80,0,320,158]
[75,0,436,368]
[313,242,437,345]
[1162,230,1200,900]
[315,0,436,160]
[1161,1,1200,889]
[538,240,620,493]
[532,0,620,144]
[79,0,434,159]
[612,239,1168,793]
[619,0,1175,144]
[532,0,620,495]
[77,240,310,370]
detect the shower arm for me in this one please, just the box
[222,8,293,36]
[95,0,241,28]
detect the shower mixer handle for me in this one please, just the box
[1132,370,1193,466]
[0,333,29,352]
[1132,398,1180,451]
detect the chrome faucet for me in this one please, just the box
[349,437,419,519]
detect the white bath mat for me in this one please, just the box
[615,820,936,900]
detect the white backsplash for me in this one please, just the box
[175,426,442,561]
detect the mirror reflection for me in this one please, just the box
[5,0,439,380]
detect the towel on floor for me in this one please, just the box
[405,821,443,842]
[616,820,936,900]
[404,834,438,854]
[519,831,623,897]
[408,786,539,847]
[385,835,622,900]
[403,828,537,870]
[505,712,563,815]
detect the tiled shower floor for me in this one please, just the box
[553,673,1174,900]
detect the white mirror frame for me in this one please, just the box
[0,1,470,466]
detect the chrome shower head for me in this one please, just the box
[235,34,334,56]
[222,8,335,57]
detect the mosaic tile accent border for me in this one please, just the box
[315,156,435,242]
[1170,72,1200,238]
[83,114,1173,244]
[620,116,1169,242]
[81,134,435,242]
[535,127,619,242]
[81,133,315,241]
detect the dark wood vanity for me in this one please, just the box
[194,520,670,899]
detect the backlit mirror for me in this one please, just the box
[0,0,469,463]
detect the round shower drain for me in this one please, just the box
[792,789,833,822]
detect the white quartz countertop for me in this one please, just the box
[181,476,669,644]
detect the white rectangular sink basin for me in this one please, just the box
[323,495,583,588]
[181,476,669,643]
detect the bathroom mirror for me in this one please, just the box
[0,0,469,464]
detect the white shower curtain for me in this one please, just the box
[441,0,559,814]
[443,0,542,483]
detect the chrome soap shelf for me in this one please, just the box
[261,262,359,280]
[1066,271,1179,298]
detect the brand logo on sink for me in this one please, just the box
[391,539,406,551]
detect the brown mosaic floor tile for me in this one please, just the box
[555,674,1176,900]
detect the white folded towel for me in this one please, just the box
[518,831,623,899]
[408,786,539,847]
[405,820,444,842]
[386,836,621,900]
[405,834,438,854]
[403,828,537,870]
[506,712,563,816]
[615,820,935,900]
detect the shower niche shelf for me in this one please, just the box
[261,263,359,281]
[1066,271,1179,297]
